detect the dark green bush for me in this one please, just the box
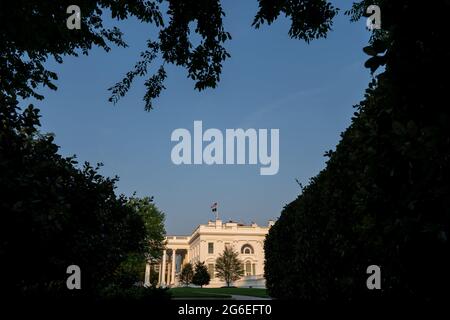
[99,285,171,302]
[265,0,450,302]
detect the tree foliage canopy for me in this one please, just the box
[179,263,194,286]
[126,196,166,263]
[215,247,244,287]
[192,261,211,288]
[0,0,343,110]
[265,0,450,301]
[111,197,166,288]
[0,95,166,298]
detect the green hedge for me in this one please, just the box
[265,0,450,302]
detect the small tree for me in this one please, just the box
[179,263,194,286]
[150,268,159,287]
[215,247,244,287]
[192,261,211,288]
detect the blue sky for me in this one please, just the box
[35,1,371,235]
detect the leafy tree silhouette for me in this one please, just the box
[179,263,194,286]
[265,0,450,302]
[215,246,244,287]
[0,0,339,110]
[192,261,211,288]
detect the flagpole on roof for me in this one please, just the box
[211,202,219,221]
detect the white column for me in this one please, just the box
[166,262,170,285]
[171,250,176,285]
[144,262,151,287]
[161,250,167,286]
[158,262,162,285]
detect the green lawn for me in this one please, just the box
[170,287,231,298]
[169,287,269,299]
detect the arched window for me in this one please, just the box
[241,244,254,255]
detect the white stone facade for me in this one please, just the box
[144,219,274,288]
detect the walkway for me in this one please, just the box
[230,295,271,300]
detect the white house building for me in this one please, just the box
[144,219,274,288]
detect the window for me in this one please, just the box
[241,244,254,255]
[245,261,252,276]
[208,264,215,278]
[208,242,214,254]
